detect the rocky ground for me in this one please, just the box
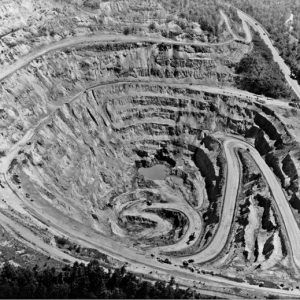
[1,0,300,298]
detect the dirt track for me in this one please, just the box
[1,80,300,297]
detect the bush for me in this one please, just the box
[149,22,156,31]
[123,26,138,35]
[83,0,100,9]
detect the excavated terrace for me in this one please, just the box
[0,32,300,295]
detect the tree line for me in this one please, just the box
[0,260,217,299]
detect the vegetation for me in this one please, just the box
[226,0,300,85]
[158,0,300,86]
[83,0,100,9]
[159,0,223,42]
[0,260,212,299]
[235,33,291,98]
[123,25,139,35]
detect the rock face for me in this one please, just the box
[4,47,299,255]
[1,0,300,295]
[0,40,249,152]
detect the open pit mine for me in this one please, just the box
[1,0,300,298]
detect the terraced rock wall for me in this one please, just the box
[1,36,300,282]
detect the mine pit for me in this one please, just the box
[3,64,299,277]
[1,2,300,297]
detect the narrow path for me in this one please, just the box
[220,10,239,41]
[220,9,251,44]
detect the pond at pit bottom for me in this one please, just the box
[138,164,169,180]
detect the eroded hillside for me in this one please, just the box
[1,0,300,298]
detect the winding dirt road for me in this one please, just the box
[2,170,300,299]
[236,138,300,268]
[0,17,299,297]
[1,79,299,264]
[176,135,300,268]
[0,78,299,297]
[177,138,238,263]
[194,135,300,269]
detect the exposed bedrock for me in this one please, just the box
[0,40,250,152]
[4,76,300,251]
[1,36,300,265]
[223,149,288,275]
[250,107,300,216]
[254,112,282,142]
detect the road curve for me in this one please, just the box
[237,9,300,100]
[114,196,202,251]
[2,170,300,299]
[176,138,239,263]
[186,135,300,269]
[0,24,299,293]
[1,102,300,297]
[242,138,300,268]
[1,77,299,266]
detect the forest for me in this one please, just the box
[0,260,216,299]
[224,0,300,85]
[160,0,226,42]
[235,33,292,99]
[159,0,300,85]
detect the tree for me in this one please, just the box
[0,260,205,299]
[235,33,291,99]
